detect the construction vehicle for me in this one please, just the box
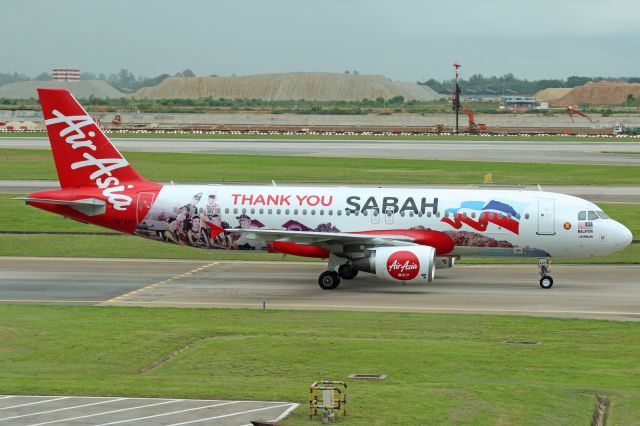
[566,106,593,122]
[613,121,640,135]
[460,105,488,133]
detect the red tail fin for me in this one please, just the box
[38,88,145,188]
[30,88,162,233]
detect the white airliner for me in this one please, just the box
[21,89,633,290]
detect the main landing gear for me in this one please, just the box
[338,264,358,280]
[318,255,358,290]
[538,258,553,289]
[318,271,341,290]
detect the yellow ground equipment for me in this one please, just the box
[309,381,348,422]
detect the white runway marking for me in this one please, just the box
[95,401,240,425]
[0,397,69,411]
[167,403,295,425]
[0,398,125,421]
[27,399,181,426]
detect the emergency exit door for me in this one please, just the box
[537,199,555,235]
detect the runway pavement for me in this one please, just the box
[2,136,640,165]
[3,180,640,204]
[1,257,638,321]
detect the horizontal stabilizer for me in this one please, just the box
[15,197,106,216]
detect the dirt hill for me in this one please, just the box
[552,81,640,106]
[0,80,123,99]
[133,72,444,101]
[536,88,572,103]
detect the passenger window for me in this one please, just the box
[250,208,255,214]
[524,213,529,219]
[400,212,405,217]
[470,212,475,218]
[489,213,494,219]
[225,208,229,214]
[362,211,367,216]
[409,211,415,217]
[242,208,247,214]
[328,210,333,216]
[311,210,316,215]
[285,209,289,215]
[588,211,599,220]
[337,210,342,216]
[294,209,298,215]
[427,212,432,217]
[302,209,307,215]
[276,209,280,214]
[462,212,467,218]
[578,211,586,221]
[320,210,324,215]
[418,213,423,217]
[233,208,238,214]
[435,212,440,217]
[259,209,264,214]
[444,212,449,218]
[268,209,272,215]
[346,210,351,216]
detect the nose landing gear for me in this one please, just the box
[538,258,553,289]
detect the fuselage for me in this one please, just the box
[133,184,632,259]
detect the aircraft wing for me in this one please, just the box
[226,228,416,247]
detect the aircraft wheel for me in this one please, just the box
[318,271,341,290]
[338,264,358,280]
[539,275,554,289]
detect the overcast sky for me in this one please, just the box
[3,0,638,82]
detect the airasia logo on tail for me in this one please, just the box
[45,110,133,211]
[386,250,420,280]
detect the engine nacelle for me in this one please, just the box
[352,245,436,283]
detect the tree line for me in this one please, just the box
[420,74,640,95]
[0,68,197,92]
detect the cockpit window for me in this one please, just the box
[578,211,586,221]
[588,211,599,220]
[596,211,610,219]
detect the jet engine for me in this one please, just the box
[351,245,436,283]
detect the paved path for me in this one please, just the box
[2,137,640,165]
[1,257,638,321]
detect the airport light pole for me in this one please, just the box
[453,63,461,133]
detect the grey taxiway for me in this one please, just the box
[1,257,638,321]
[2,136,640,165]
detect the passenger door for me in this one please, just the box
[537,199,555,235]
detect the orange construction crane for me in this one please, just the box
[460,105,488,132]
[566,106,593,122]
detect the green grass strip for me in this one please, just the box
[0,305,638,424]
[1,148,639,184]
